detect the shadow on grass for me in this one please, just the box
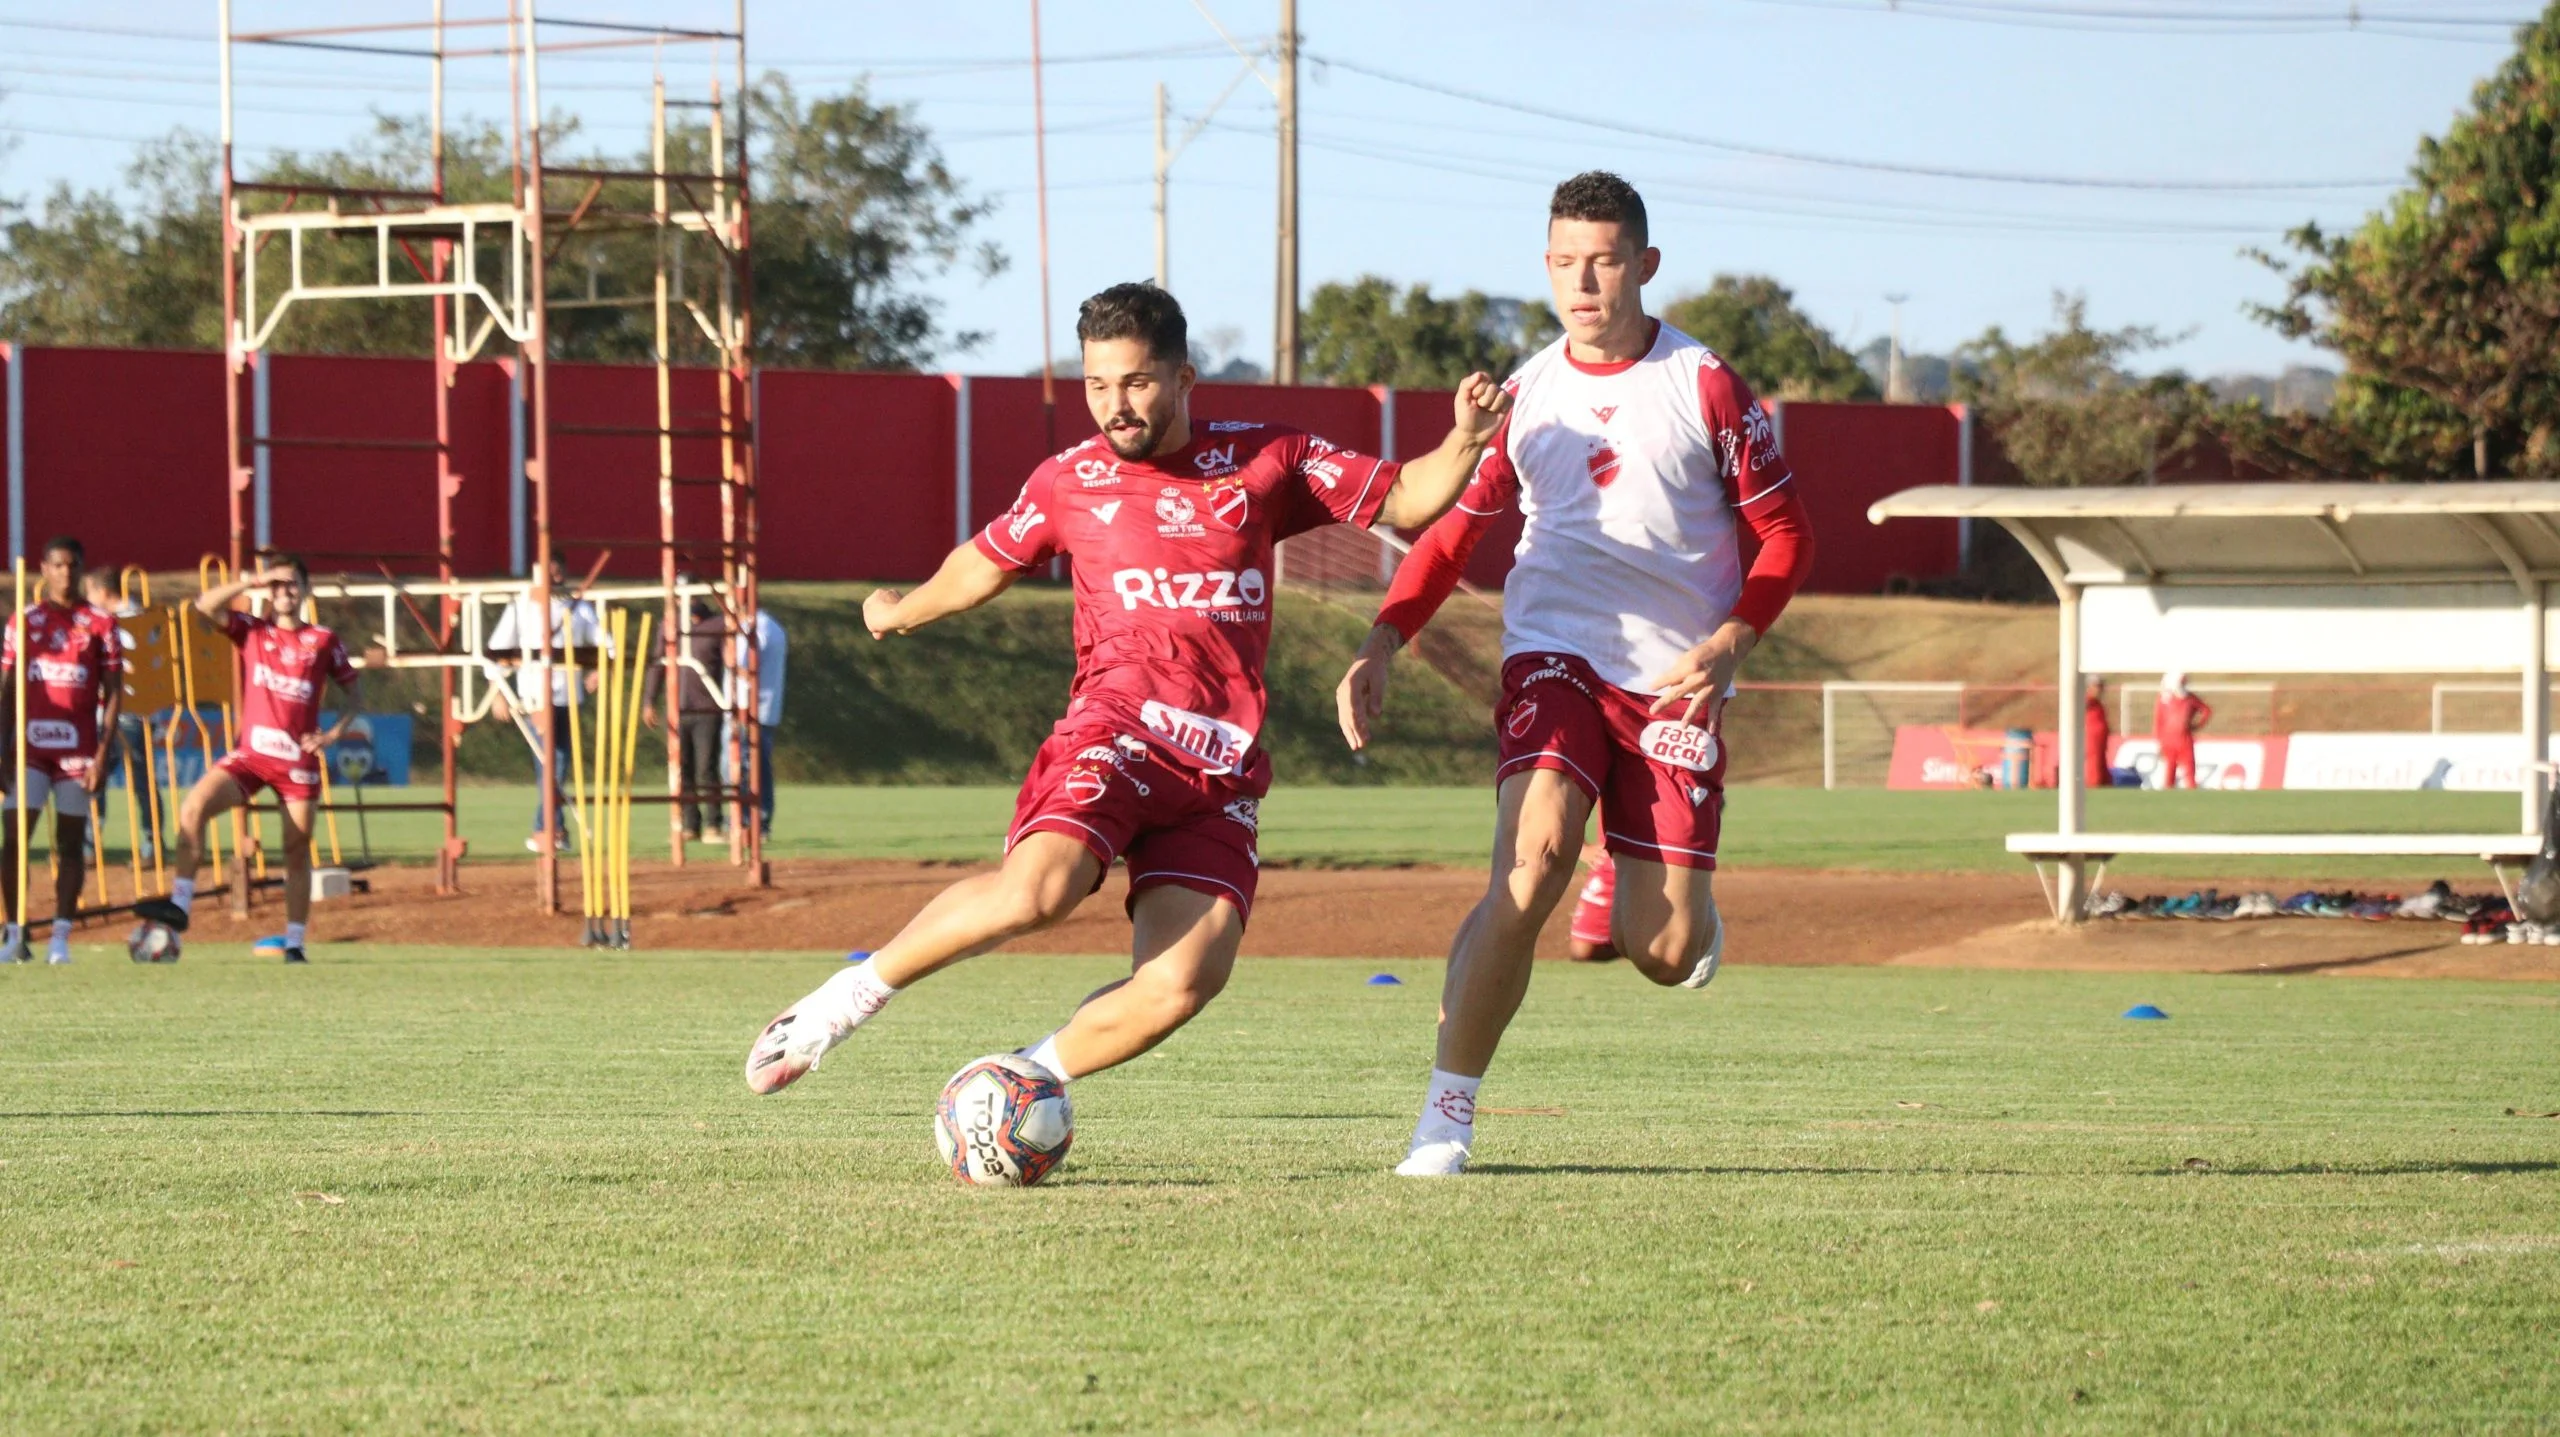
[2240,944,2454,977]
[2155,1160,2560,1177]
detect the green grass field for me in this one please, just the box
[3,949,2554,1431]
[82,783,2529,883]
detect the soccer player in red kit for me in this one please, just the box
[1336,173,1817,1175]
[744,283,1507,1098]
[134,556,363,963]
[1,536,123,964]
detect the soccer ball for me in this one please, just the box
[934,1054,1073,1187]
[127,921,181,964]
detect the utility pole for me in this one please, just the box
[1884,291,1909,403]
[1273,0,1299,384]
[1154,83,1170,290]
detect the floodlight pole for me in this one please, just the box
[1273,0,1299,384]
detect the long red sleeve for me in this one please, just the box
[1376,502,1497,643]
[1729,484,1815,637]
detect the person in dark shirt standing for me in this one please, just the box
[643,593,729,842]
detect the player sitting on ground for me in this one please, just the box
[744,282,1507,1096]
[134,556,362,963]
[1335,172,1817,1176]
[0,536,123,964]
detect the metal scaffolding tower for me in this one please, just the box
[219,2,767,918]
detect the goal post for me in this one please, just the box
[1821,681,1965,790]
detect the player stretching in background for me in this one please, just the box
[1336,173,1817,1176]
[0,537,122,964]
[134,557,361,963]
[744,283,1506,1096]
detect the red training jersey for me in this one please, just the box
[974,422,1397,783]
[224,611,358,764]
[2153,693,2211,747]
[2,600,122,759]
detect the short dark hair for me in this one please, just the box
[263,551,309,585]
[1549,171,1648,251]
[1076,282,1188,366]
[41,536,82,565]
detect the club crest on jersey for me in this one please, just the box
[1591,405,1617,424]
[1222,796,1260,834]
[1154,487,1204,536]
[1586,443,1622,488]
[1505,700,1539,740]
[1639,720,1719,773]
[1205,481,1249,532]
[1192,443,1239,478]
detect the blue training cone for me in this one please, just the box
[844,949,872,964]
[2122,1004,2169,1020]
[1366,973,1403,986]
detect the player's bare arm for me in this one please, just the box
[1336,624,1403,752]
[302,672,361,755]
[192,563,290,621]
[1645,618,1758,732]
[863,542,1019,639]
[90,677,122,782]
[1370,372,1510,532]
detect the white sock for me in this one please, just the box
[1019,1032,1075,1083]
[811,960,900,1030]
[284,922,307,949]
[172,878,195,914]
[2,922,18,948]
[48,919,69,950]
[1414,1068,1482,1147]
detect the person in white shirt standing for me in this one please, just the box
[1337,172,1817,1177]
[482,558,604,851]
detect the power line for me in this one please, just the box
[1721,0,2526,40]
[1309,52,2402,191]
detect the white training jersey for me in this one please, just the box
[1465,321,1794,691]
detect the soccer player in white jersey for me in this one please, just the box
[1337,172,1817,1176]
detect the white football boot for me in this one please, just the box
[743,995,853,1095]
[1395,1136,1472,1178]
[743,962,897,1095]
[1677,900,1726,991]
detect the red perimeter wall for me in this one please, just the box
[0,343,1967,589]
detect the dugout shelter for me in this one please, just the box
[1868,482,2560,921]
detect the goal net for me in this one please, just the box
[1823,682,1966,789]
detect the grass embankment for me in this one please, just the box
[2,951,2554,1430]
[98,785,2524,883]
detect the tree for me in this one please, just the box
[1662,275,1877,401]
[1300,277,1557,387]
[1954,293,2207,488]
[0,77,1000,370]
[2250,3,2560,477]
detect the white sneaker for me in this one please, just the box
[1395,1136,1471,1177]
[743,993,852,1095]
[1677,901,1726,990]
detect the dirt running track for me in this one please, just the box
[163,859,2560,981]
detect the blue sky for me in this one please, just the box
[0,1,2537,378]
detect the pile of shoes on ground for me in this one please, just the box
[2091,880,2545,945]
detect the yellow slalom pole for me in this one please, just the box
[12,558,27,946]
[618,611,651,947]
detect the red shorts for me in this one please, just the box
[1496,652,1727,870]
[1008,721,1262,924]
[1569,851,1616,944]
[217,747,323,803]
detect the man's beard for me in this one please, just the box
[1101,419,1156,460]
